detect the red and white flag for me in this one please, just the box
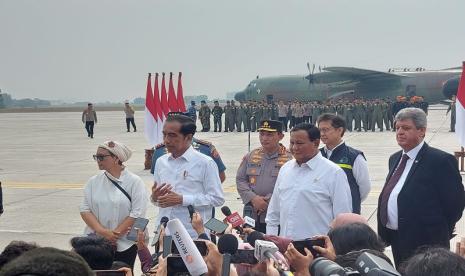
[144,73,158,146]
[153,73,164,143]
[456,61,465,147]
[168,72,179,112]
[177,72,187,112]
[160,73,170,117]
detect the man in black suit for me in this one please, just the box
[377,107,465,267]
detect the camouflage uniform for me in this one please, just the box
[212,103,223,132]
[199,102,211,132]
[224,101,235,132]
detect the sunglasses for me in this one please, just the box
[93,154,112,161]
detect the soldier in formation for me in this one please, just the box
[212,100,223,132]
[196,96,426,133]
[199,100,211,132]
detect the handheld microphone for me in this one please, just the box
[218,234,239,276]
[221,206,244,234]
[254,240,278,262]
[151,216,169,247]
[246,231,265,247]
[166,219,208,276]
[355,252,401,276]
[242,204,256,229]
[243,216,255,228]
[188,205,195,220]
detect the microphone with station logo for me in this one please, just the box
[221,206,244,234]
[166,219,208,276]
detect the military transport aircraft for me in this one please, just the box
[234,64,462,103]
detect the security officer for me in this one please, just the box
[212,100,223,132]
[187,101,197,122]
[236,120,292,233]
[318,113,371,214]
[223,100,234,132]
[150,112,226,182]
[447,95,457,132]
[199,100,211,132]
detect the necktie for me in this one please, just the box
[380,154,409,226]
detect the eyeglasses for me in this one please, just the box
[93,154,111,161]
[319,127,334,134]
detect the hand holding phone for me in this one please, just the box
[127,217,149,241]
[194,240,208,256]
[292,238,325,257]
[204,217,228,234]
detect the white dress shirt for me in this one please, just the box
[386,141,424,230]
[265,152,353,240]
[324,141,371,201]
[153,146,224,238]
[80,169,148,251]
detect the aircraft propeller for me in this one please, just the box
[306,62,316,86]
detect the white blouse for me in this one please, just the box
[80,169,148,251]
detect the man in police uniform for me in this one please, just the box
[151,112,226,183]
[317,113,371,214]
[236,120,293,233]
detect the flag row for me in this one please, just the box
[145,72,186,146]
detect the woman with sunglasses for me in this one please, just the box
[79,140,148,270]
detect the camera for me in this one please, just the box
[310,252,401,276]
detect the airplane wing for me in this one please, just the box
[323,67,406,81]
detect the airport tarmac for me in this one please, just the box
[0,107,464,271]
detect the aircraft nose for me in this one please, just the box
[442,76,460,99]
[235,91,246,101]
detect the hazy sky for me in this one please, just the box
[1,0,464,102]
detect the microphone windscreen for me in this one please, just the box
[217,234,239,255]
[166,219,208,275]
[221,206,232,216]
[246,231,264,247]
[160,216,169,228]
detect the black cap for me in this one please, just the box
[258,120,283,132]
[201,100,206,104]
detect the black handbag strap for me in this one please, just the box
[105,173,132,202]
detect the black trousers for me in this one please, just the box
[126,118,136,131]
[114,244,138,270]
[85,121,94,138]
[278,117,287,131]
[385,228,409,268]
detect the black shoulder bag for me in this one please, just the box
[105,173,132,202]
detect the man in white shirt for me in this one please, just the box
[265,123,352,240]
[317,113,371,214]
[151,114,225,238]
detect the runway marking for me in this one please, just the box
[2,181,84,190]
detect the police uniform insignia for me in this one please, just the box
[195,139,212,146]
[155,143,165,149]
[250,176,256,185]
[339,157,349,163]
